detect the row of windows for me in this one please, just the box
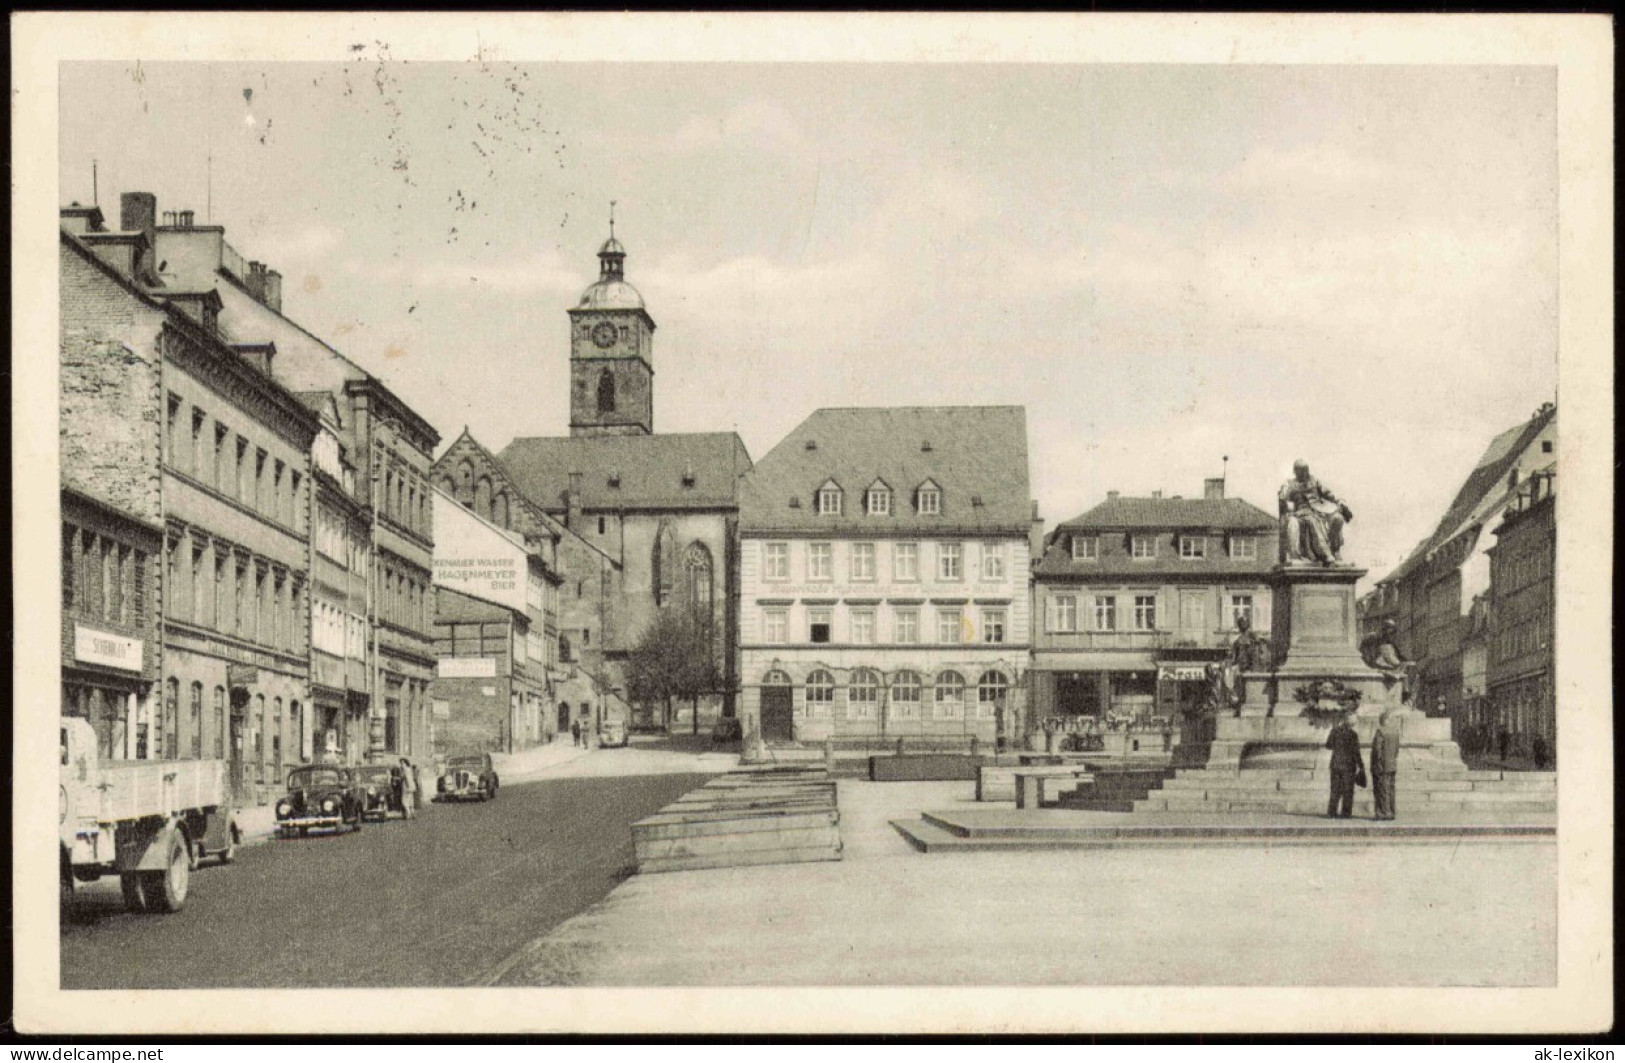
[759,603,1008,645]
[314,506,367,573]
[313,599,367,660]
[1495,544,1553,595]
[158,679,301,775]
[764,668,1009,719]
[164,534,309,656]
[760,540,1010,584]
[437,621,511,659]
[1068,533,1259,562]
[165,394,306,534]
[380,561,430,633]
[814,480,942,517]
[379,453,431,539]
[1045,593,1256,633]
[1493,615,1552,663]
[62,524,149,629]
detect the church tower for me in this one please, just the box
[568,215,655,437]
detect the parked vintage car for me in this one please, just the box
[275,765,364,836]
[351,763,407,820]
[437,753,499,802]
[599,720,629,748]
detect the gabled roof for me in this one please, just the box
[1376,404,1556,585]
[499,432,752,512]
[1057,495,1277,532]
[740,406,1030,534]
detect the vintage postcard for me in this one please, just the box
[10,11,1613,1037]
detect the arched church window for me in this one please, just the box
[493,492,510,529]
[684,542,714,610]
[474,477,492,517]
[652,522,676,606]
[597,369,616,414]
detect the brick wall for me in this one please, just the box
[60,246,166,525]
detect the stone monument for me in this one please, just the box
[1205,459,1461,772]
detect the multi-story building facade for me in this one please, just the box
[146,193,442,762]
[429,484,564,751]
[737,406,1034,745]
[1363,402,1556,734]
[1487,468,1556,759]
[303,395,372,763]
[433,430,618,739]
[1030,480,1276,745]
[61,198,321,808]
[60,487,163,761]
[498,233,750,731]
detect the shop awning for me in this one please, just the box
[1031,651,1158,672]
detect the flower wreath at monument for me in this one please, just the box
[1292,678,1362,723]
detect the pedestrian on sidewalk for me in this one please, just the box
[571,719,582,748]
[397,757,417,819]
[1532,734,1551,771]
[1324,712,1363,819]
[1371,709,1401,820]
[1497,727,1510,764]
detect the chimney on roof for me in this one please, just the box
[247,261,268,302]
[565,472,583,530]
[120,192,156,237]
[1107,490,1119,500]
[178,209,195,228]
[263,268,282,313]
[1150,490,1163,499]
[1204,477,1225,500]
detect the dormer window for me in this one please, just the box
[817,482,843,516]
[866,481,891,516]
[1071,536,1098,561]
[1131,535,1157,560]
[1179,535,1207,560]
[1228,535,1257,560]
[917,481,942,516]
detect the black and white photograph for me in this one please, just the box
[11,11,1613,1038]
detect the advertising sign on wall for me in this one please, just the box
[74,624,142,672]
[438,657,499,679]
[432,486,528,613]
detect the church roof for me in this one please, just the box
[499,432,752,511]
[740,406,1031,534]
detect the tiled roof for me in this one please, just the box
[1057,495,1277,532]
[499,432,752,511]
[1376,404,1556,585]
[739,406,1030,534]
[1032,546,1277,580]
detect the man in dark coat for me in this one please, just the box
[1371,709,1403,820]
[1324,712,1364,818]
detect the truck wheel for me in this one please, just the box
[120,872,148,913]
[142,830,191,913]
[217,831,238,866]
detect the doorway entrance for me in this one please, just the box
[760,685,794,742]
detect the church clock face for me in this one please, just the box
[591,321,618,349]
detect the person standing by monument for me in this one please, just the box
[1371,709,1402,820]
[1324,712,1365,818]
[1279,460,1353,565]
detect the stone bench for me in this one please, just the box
[979,763,1093,802]
[1013,768,1094,810]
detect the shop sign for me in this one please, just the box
[1159,664,1209,682]
[74,625,142,672]
[228,664,260,688]
[438,656,498,679]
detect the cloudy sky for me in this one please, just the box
[59,60,1557,576]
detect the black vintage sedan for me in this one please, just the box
[351,763,407,820]
[437,753,499,802]
[275,765,364,836]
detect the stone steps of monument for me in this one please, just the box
[1054,767,1178,811]
[1139,793,1555,815]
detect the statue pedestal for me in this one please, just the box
[1209,563,1458,772]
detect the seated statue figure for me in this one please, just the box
[1279,459,1354,565]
